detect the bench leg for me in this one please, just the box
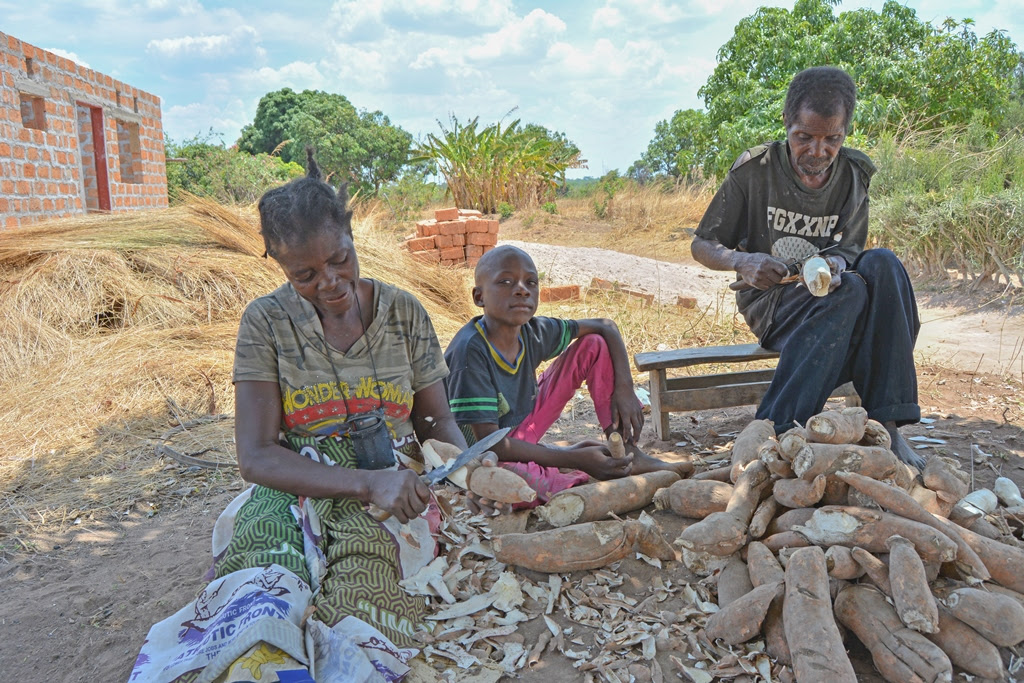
[648,369,670,440]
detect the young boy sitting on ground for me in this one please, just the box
[444,245,687,508]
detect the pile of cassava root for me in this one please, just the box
[657,407,1024,683]
[415,418,1023,682]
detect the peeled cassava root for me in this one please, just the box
[492,518,674,573]
[802,256,832,297]
[783,546,856,683]
[834,584,952,683]
[538,470,679,527]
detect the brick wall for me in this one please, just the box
[405,207,499,267]
[0,31,168,230]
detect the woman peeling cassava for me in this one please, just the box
[130,151,493,682]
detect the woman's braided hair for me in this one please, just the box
[258,147,352,258]
[783,66,857,132]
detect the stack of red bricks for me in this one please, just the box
[405,207,499,267]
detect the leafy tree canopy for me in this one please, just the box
[166,131,303,204]
[632,0,1022,180]
[237,88,413,195]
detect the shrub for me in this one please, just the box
[166,132,303,204]
[498,202,514,219]
[542,201,557,214]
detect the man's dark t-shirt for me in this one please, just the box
[695,141,876,338]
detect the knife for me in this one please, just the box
[421,426,511,485]
[368,426,511,522]
[729,243,841,291]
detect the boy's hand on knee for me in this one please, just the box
[568,444,633,480]
[611,388,645,443]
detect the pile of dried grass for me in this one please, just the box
[0,199,476,543]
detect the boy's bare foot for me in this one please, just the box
[626,443,693,476]
[884,421,926,470]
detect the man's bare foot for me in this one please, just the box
[884,421,926,470]
[626,443,693,476]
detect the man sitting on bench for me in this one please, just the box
[690,66,924,467]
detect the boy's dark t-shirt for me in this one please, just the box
[444,315,578,440]
[695,140,876,338]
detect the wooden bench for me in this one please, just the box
[634,343,858,440]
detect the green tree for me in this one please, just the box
[629,109,710,182]
[635,0,1022,179]
[238,89,413,195]
[166,132,303,204]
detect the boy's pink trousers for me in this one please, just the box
[501,334,617,507]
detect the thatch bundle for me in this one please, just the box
[0,199,476,540]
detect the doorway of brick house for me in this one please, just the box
[75,103,111,211]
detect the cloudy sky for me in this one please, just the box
[2,0,1021,177]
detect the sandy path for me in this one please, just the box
[505,240,1024,377]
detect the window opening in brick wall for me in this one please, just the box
[20,93,46,130]
[25,57,35,77]
[116,119,143,184]
[133,96,139,113]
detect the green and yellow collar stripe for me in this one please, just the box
[450,397,498,413]
[474,321,525,374]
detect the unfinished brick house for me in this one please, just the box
[1,31,168,229]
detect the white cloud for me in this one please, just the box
[44,48,90,68]
[409,8,565,78]
[239,61,328,91]
[592,7,623,30]
[466,9,566,60]
[162,100,249,144]
[146,26,261,58]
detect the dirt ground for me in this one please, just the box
[2,242,1023,682]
